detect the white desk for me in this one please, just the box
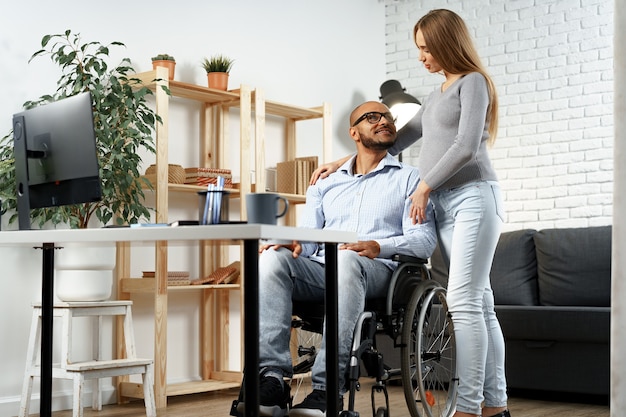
[0,224,356,417]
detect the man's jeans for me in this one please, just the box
[257,247,392,393]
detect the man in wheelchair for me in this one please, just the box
[233,101,437,417]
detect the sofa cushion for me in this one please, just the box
[534,226,611,307]
[496,305,610,343]
[490,229,538,305]
[429,229,539,305]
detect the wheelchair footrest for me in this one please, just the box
[362,350,387,380]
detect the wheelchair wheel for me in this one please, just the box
[400,280,457,417]
[290,322,323,399]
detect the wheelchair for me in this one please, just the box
[291,255,457,417]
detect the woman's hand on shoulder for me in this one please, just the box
[309,155,352,185]
[309,162,338,184]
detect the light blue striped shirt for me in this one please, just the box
[299,153,437,269]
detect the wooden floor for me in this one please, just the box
[41,378,609,417]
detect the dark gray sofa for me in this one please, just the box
[429,225,612,397]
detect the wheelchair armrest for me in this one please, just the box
[392,254,428,264]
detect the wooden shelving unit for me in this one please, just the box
[115,66,330,408]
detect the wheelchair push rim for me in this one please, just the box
[400,280,457,417]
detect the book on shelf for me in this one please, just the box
[276,156,318,195]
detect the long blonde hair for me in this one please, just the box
[414,9,499,145]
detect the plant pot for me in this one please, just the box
[152,60,176,80]
[55,243,116,301]
[207,72,229,91]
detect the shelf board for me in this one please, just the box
[121,278,240,293]
[280,192,306,204]
[168,80,243,104]
[168,183,207,192]
[168,183,240,196]
[169,283,240,291]
[166,379,241,396]
[120,378,241,399]
[165,183,305,204]
[140,182,241,197]
[261,99,324,121]
[132,70,243,105]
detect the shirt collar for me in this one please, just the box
[339,153,402,177]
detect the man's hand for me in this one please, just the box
[259,240,302,258]
[339,240,381,259]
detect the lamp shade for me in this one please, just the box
[379,80,421,130]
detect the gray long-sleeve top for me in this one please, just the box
[389,72,498,191]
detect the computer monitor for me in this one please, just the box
[12,92,102,230]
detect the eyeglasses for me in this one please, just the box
[352,111,396,127]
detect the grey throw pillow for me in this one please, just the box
[534,226,611,306]
[490,229,539,305]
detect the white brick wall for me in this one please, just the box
[384,0,614,231]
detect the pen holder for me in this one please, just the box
[198,190,230,225]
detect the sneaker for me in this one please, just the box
[232,374,291,417]
[290,389,343,417]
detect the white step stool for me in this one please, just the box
[19,300,156,417]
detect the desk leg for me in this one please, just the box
[242,240,339,417]
[325,242,339,417]
[243,239,259,417]
[40,242,55,417]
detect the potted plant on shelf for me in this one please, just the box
[0,30,161,300]
[152,53,176,80]
[201,54,234,91]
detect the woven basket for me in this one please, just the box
[185,167,232,187]
[145,164,186,184]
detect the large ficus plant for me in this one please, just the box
[0,30,161,228]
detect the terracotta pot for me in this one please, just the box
[207,72,229,91]
[152,60,176,80]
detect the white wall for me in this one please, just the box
[385,0,614,231]
[0,1,386,415]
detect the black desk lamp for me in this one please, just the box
[379,80,421,162]
[379,79,421,130]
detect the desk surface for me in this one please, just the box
[2,223,355,417]
[0,224,357,245]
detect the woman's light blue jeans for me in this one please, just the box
[257,247,392,394]
[429,180,507,415]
